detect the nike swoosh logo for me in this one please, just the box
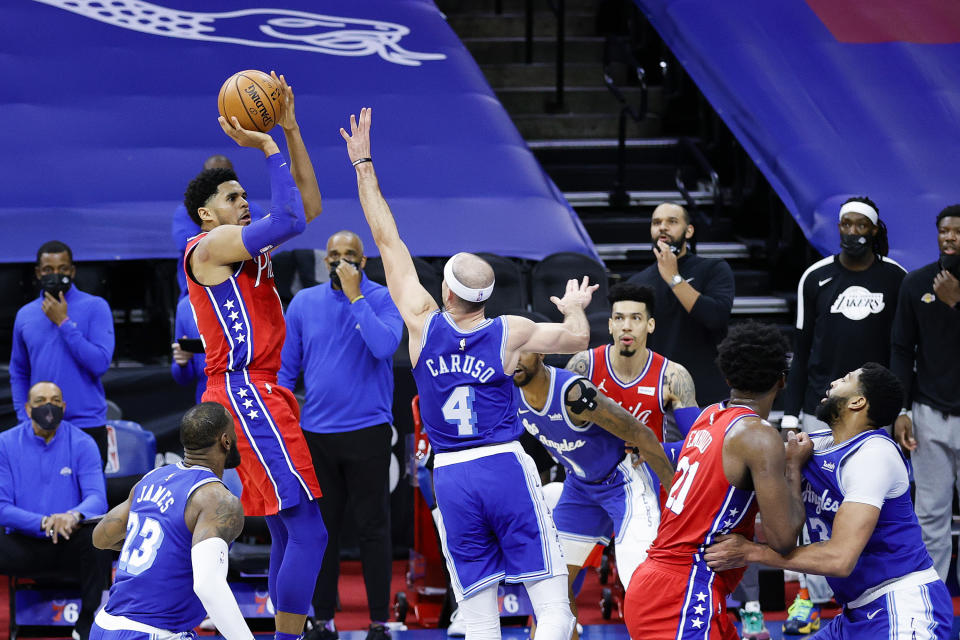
[866,609,883,620]
[819,277,833,286]
[518,409,530,414]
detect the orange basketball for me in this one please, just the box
[217,70,283,133]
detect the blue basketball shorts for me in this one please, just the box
[433,441,567,600]
[811,578,952,640]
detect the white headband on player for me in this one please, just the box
[838,201,878,225]
[444,253,494,303]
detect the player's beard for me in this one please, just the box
[618,341,637,358]
[513,369,535,387]
[814,394,845,427]
[224,439,242,469]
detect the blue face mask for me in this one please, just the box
[31,403,64,430]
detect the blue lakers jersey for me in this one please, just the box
[104,462,222,630]
[803,429,933,606]
[411,311,522,452]
[518,366,626,482]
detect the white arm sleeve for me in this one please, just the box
[191,537,254,640]
[838,438,909,508]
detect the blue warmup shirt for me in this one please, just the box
[171,295,207,404]
[105,462,221,631]
[279,274,403,433]
[10,285,114,429]
[173,200,265,299]
[411,311,522,452]
[0,419,107,537]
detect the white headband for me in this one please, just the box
[443,253,494,303]
[839,201,878,225]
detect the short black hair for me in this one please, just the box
[184,168,238,226]
[608,283,656,318]
[857,362,903,428]
[36,240,73,265]
[180,402,232,450]
[715,321,789,393]
[936,204,960,228]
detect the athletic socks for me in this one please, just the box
[276,632,301,640]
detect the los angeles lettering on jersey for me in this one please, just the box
[424,353,496,382]
[803,484,841,515]
[136,482,175,514]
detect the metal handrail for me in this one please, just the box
[675,136,720,229]
[524,0,566,110]
[603,36,647,208]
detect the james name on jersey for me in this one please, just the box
[136,478,177,514]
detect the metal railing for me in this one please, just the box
[524,0,567,111]
[675,136,720,233]
[602,36,647,209]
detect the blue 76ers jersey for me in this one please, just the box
[104,462,222,630]
[803,429,933,606]
[411,311,522,453]
[518,366,626,482]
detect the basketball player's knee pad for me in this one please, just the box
[526,575,576,640]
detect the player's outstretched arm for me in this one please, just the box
[705,502,880,577]
[340,108,437,339]
[187,483,253,640]
[566,379,675,491]
[726,424,807,555]
[92,485,136,551]
[272,71,322,223]
[506,277,598,364]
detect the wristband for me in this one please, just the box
[899,408,912,420]
[350,294,365,304]
[352,157,372,167]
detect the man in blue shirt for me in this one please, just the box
[10,240,115,466]
[0,381,111,640]
[170,294,207,403]
[279,230,403,640]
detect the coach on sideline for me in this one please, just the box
[10,240,115,467]
[0,381,112,640]
[279,230,403,640]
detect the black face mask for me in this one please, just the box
[840,233,870,258]
[39,273,72,298]
[224,439,241,469]
[652,238,684,256]
[31,403,64,430]
[940,253,960,279]
[327,260,361,289]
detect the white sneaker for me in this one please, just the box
[447,609,466,637]
[783,570,800,582]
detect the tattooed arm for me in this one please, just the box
[186,482,245,545]
[565,379,675,492]
[92,485,136,551]
[663,360,697,410]
[186,482,254,640]
[565,349,591,376]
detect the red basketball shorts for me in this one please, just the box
[625,559,738,640]
[203,371,321,516]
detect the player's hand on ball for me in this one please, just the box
[550,276,599,315]
[271,71,298,131]
[784,430,813,467]
[218,116,279,156]
[340,107,372,165]
[704,534,751,571]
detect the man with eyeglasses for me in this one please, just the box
[10,240,115,467]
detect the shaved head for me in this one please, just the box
[326,230,364,255]
[203,155,232,170]
[451,253,494,291]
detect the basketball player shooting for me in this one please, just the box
[341,107,596,640]
[183,74,326,640]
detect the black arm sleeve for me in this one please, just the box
[687,260,735,343]
[889,279,918,408]
[783,273,816,418]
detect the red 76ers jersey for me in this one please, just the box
[587,345,668,441]
[184,233,285,376]
[646,402,759,594]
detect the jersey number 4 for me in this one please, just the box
[118,512,165,575]
[664,456,700,515]
[442,385,478,436]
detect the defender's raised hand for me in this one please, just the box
[550,276,599,316]
[340,108,372,166]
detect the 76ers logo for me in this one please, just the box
[253,254,274,288]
